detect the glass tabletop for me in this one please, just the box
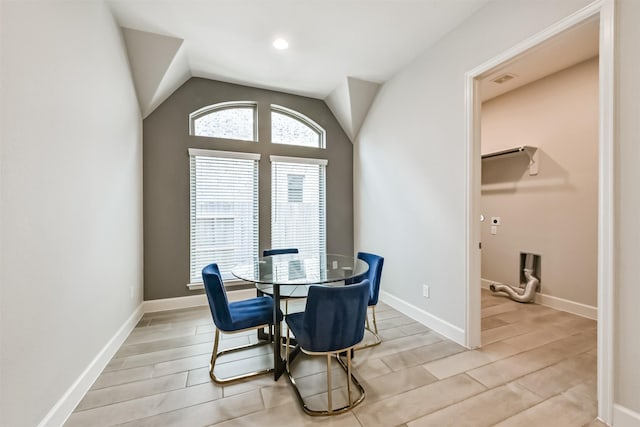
[231,253,369,288]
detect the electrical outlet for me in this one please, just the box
[422,284,430,298]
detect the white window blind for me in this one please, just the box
[271,156,327,257]
[189,149,260,284]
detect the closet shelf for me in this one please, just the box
[481,146,539,175]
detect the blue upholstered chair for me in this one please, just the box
[263,248,299,257]
[259,248,299,297]
[345,252,384,348]
[285,280,370,415]
[261,248,305,313]
[202,263,282,384]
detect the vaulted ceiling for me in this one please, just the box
[107,0,490,138]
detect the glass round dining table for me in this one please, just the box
[231,253,369,380]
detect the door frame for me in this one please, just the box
[463,0,615,423]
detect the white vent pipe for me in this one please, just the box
[489,253,539,303]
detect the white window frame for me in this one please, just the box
[270,104,326,148]
[189,101,258,142]
[188,148,261,289]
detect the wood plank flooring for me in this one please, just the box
[67,290,599,426]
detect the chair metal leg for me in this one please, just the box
[286,347,365,416]
[286,325,291,366]
[347,348,352,405]
[210,329,221,376]
[327,354,332,414]
[356,306,382,350]
[209,326,274,384]
[256,288,270,341]
[372,306,379,335]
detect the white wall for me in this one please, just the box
[0,2,143,426]
[356,0,640,419]
[481,58,599,308]
[615,0,640,419]
[355,0,594,331]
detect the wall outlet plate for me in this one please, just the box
[422,284,430,298]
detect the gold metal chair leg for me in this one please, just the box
[209,329,221,379]
[286,348,365,416]
[356,306,382,350]
[372,306,379,335]
[286,326,291,366]
[327,354,333,414]
[347,349,352,405]
[209,325,274,384]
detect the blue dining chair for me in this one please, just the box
[261,248,304,313]
[263,248,299,257]
[202,263,282,384]
[258,248,299,297]
[345,252,384,348]
[285,279,370,416]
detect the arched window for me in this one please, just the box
[189,101,257,141]
[271,105,325,148]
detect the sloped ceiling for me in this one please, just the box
[109,0,491,127]
[325,77,380,141]
[121,28,190,118]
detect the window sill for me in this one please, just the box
[187,279,251,291]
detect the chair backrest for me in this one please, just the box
[346,252,384,306]
[263,248,299,257]
[202,264,233,331]
[301,280,370,352]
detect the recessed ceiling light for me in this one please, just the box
[273,38,289,50]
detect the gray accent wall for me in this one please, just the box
[144,78,353,300]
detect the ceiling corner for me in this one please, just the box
[325,80,355,142]
[325,77,381,144]
[346,77,380,140]
[121,27,189,118]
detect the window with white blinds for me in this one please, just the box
[271,156,327,257]
[189,149,260,284]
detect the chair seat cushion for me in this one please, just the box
[222,296,282,332]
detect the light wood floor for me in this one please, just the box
[67,290,602,426]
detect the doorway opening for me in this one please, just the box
[464,1,614,423]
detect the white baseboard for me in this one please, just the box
[143,289,256,313]
[143,294,208,313]
[39,288,259,426]
[39,304,144,427]
[534,293,597,320]
[481,278,597,320]
[614,404,640,427]
[380,290,466,346]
